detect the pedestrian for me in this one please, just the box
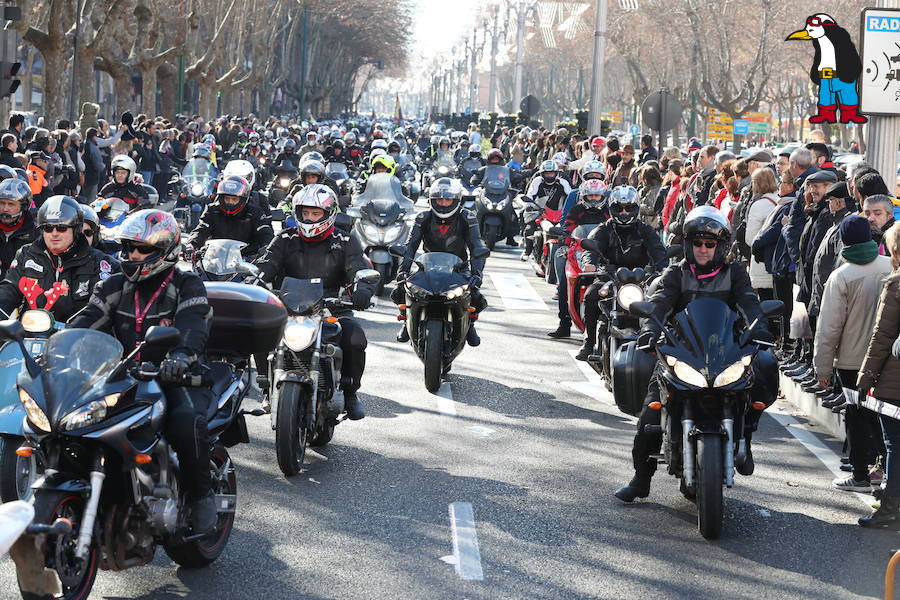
[637,164,662,229]
[80,127,105,204]
[0,133,21,169]
[745,166,780,300]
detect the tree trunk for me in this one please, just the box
[140,65,157,116]
[22,46,34,111]
[42,48,68,126]
[113,71,132,117]
[158,62,176,120]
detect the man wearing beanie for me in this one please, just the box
[814,214,892,493]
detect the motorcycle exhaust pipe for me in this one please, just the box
[682,405,695,488]
[75,455,106,560]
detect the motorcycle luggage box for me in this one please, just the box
[204,282,288,355]
[612,340,657,415]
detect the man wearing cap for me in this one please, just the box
[814,215,891,490]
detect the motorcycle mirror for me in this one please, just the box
[143,326,181,350]
[628,301,654,319]
[345,207,362,219]
[0,319,24,342]
[236,262,260,276]
[615,266,631,282]
[632,267,646,282]
[471,247,491,260]
[269,208,285,222]
[666,244,683,260]
[579,238,599,253]
[760,299,785,318]
[354,269,381,285]
[389,244,407,258]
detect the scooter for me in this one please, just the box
[347,198,413,296]
[475,178,516,250]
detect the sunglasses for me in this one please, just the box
[82,229,94,238]
[612,203,637,213]
[692,239,718,249]
[124,242,157,256]
[40,224,73,233]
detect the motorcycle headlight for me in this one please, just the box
[672,361,708,388]
[406,281,430,299]
[283,316,320,352]
[190,183,204,196]
[279,177,291,188]
[616,284,644,310]
[60,394,120,431]
[361,223,380,240]
[437,166,450,176]
[21,310,54,333]
[382,222,405,243]
[713,359,750,388]
[18,389,50,433]
[443,284,469,299]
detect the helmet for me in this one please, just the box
[80,203,100,246]
[372,130,386,139]
[300,159,326,182]
[370,149,386,159]
[282,138,297,152]
[332,139,345,151]
[222,159,256,188]
[458,139,470,148]
[201,133,216,146]
[539,160,558,182]
[682,205,731,271]
[438,136,450,148]
[468,147,482,157]
[118,210,181,282]
[248,131,260,143]
[291,184,338,240]
[13,168,28,184]
[553,153,569,169]
[450,131,462,143]
[579,180,607,208]
[581,160,605,180]
[0,178,31,225]
[0,165,17,181]
[608,186,639,226]
[429,135,440,146]
[370,154,396,175]
[192,144,212,159]
[216,175,251,215]
[487,148,504,164]
[306,151,325,163]
[387,141,401,154]
[37,195,83,253]
[428,177,462,219]
[237,130,248,140]
[264,130,275,140]
[111,155,137,183]
[343,132,356,144]
[371,139,388,151]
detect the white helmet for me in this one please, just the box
[111,155,137,183]
[291,184,338,240]
[223,159,256,188]
[428,177,463,219]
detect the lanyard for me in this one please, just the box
[133,270,174,351]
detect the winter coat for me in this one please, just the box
[809,207,856,318]
[746,192,779,289]
[859,273,900,403]
[662,176,681,228]
[751,195,794,279]
[638,182,661,229]
[815,255,892,379]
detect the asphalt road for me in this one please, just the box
[0,233,896,599]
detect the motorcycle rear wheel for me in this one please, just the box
[20,490,99,600]
[696,434,724,539]
[424,320,444,393]
[275,382,308,476]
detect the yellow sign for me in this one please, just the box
[601,110,624,125]
[706,108,771,135]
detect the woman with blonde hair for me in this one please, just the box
[745,167,779,298]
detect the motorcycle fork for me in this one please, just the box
[75,453,106,560]
[304,326,323,431]
[723,404,735,488]
[681,403,696,488]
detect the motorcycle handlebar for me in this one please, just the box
[132,365,211,387]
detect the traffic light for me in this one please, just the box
[0,61,20,98]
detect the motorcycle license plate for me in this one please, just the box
[24,338,46,357]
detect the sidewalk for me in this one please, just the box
[779,373,845,438]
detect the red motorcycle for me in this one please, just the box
[533,207,563,282]
[564,224,602,332]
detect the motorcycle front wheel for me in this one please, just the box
[423,319,444,393]
[275,382,308,476]
[374,263,391,296]
[696,433,724,540]
[19,490,99,600]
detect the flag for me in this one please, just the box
[394,93,403,123]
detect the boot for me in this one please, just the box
[736,432,754,476]
[466,325,481,347]
[522,239,534,261]
[189,491,217,535]
[576,333,595,361]
[614,470,653,503]
[506,234,517,246]
[809,104,838,124]
[839,104,868,124]
[343,391,366,420]
[548,322,571,338]
[859,495,900,529]
[396,325,410,343]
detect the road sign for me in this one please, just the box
[733,119,749,135]
[706,108,771,136]
[602,110,624,125]
[519,94,541,119]
[859,8,900,115]
[629,124,640,135]
[641,91,683,132]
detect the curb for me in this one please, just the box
[779,373,845,438]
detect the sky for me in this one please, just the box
[412,0,480,59]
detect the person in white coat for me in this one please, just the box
[745,167,780,296]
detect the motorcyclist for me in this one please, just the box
[468,148,505,187]
[0,195,118,322]
[574,186,667,357]
[393,178,488,347]
[324,139,350,165]
[454,139,472,164]
[0,178,37,277]
[356,155,397,195]
[188,175,274,260]
[256,184,374,421]
[99,155,151,210]
[614,206,774,503]
[222,158,270,215]
[273,138,301,168]
[522,159,572,261]
[69,209,217,534]
[287,159,342,200]
[343,132,364,166]
[560,160,607,223]
[548,179,611,338]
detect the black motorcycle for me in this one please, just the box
[10,283,286,598]
[265,270,380,476]
[192,239,259,282]
[475,166,516,249]
[389,247,490,393]
[628,297,782,539]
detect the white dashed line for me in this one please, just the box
[487,272,549,310]
[432,382,457,417]
[448,502,484,581]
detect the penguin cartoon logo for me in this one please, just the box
[786,13,868,125]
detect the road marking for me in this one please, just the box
[487,272,548,310]
[757,509,771,518]
[466,425,496,437]
[432,382,457,416]
[448,502,484,581]
[562,350,617,407]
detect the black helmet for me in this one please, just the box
[0,178,31,226]
[80,203,100,247]
[118,209,181,282]
[332,139,345,151]
[300,159,325,183]
[282,138,297,152]
[37,195,83,230]
[682,206,731,272]
[487,148,503,164]
[608,186,639,226]
[216,175,251,215]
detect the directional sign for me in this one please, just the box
[629,124,640,135]
[860,7,900,115]
[733,119,749,135]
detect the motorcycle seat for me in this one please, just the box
[207,362,236,418]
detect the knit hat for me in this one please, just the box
[840,214,872,246]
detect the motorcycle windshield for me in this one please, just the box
[409,252,467,293]
[396,155,413,168]
[0,341,25,418]
[667,298,744,372]
[278,277,324,315]
[354,173,412,209]
[182,159,217,183]
[201,239,248,276]
[434,152,455,168]
[325,163,349,180]
[572,224,598,240]
[362,199,402,227]
[98,197,129,223]
[41,329,123,421]
[483,165,510,187]
[418,252,463,272]
[459,158,482,182]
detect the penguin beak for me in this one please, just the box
[786,29,812,40]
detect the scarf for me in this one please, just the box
[840,241,879,265]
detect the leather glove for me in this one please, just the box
[469,274,483,289]
[350,288,371,310]
[636,330,658,353]
[159,353,191,383]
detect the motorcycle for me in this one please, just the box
[564,224,601,334]
[532,207,563,283]
[395,154,421,201]
[173,158,218,232]
[458,157,483,211]
[325,162,353,209]
[475,165,516,250]
[10,280,287,598]
[265,270,380,476]
[389,246,490,393]
[267,161,299,208]
[193,239,257,282]
[628,297,782,539]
